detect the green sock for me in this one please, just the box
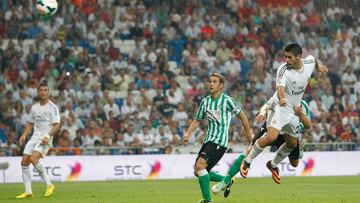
[209,171,225,182]
[224,153,245,184]
[198,170,211,201]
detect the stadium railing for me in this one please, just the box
[49,142,359,155]
[50,146,166,155]
[303,142,358,152]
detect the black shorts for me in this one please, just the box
[252,123,300,160]
[195,142,227,172]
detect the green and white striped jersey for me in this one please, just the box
[298,100,310,133]
[195,92,242,148]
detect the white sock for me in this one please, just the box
[34,163,52,187]
[271,144,293,168]
[245,140,264,164]
[197,169,208,177]
[22,166,32,194]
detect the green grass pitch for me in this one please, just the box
[1,176,359,203]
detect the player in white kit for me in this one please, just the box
[16,82,60,198]
[239,43,328,183]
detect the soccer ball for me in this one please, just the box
[36,0,58,16]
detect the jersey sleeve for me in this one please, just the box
[51,104,61,124]
[304,55,316,74]
[276,63,287,87]
[306,55,316,62]
[194,99,206,120]
[227,97,242,116]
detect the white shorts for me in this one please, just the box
[267,104,300,138]
[23,139,51,158]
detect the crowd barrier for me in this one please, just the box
[1,151,359,183]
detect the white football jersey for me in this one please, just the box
[28,100,60,144]
[271,55,316,114]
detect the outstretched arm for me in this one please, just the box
[255,102,270,124]
[294,106,311,129]
[183,120,200,142]
[237,111,252,143]
[315,59,328,75]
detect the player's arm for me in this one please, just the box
[294,106,310,129]
[255,102,269,124]
[314,58,328,75]
[19,122,34,145]
[184,99,205,142]
[236,111,252,143]
[41,123,60,145]
[276,65,287,106]
[42,105,61,145]
[183,120,200,142]
[228,97,252,143]
[277,86,286,107]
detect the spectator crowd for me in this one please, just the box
[0,0,360,156]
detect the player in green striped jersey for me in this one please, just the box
[183,73,252,203]
[212,99,311,197]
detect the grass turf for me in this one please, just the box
[1,176,359,203]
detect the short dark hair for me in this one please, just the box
[39,81,48,88]
[210,73,225,84]
[284,43,302,56]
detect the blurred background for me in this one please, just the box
[0,0,359,158]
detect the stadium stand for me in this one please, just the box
[0,0,359,156]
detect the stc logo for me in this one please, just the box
[67,162,82,181]
[301,158,315,176]
[147,161,161,179]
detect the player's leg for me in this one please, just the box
[274,134,298,165]
[289,158,299,167]
[194,143,212,202]
[31,143,55,197]
[267,133,298,184]
[212,126,267,196]
[288,140,301,167]
[240,127,280,178]
[251,122,268,146]
[195,142,226,201]
[271,129,301,168]
[270,133,285,150]
[194,157,212,202]
[224,153,245,184]
[16,140,37,199]
[208,171,224,182]
[16,155,33,198]
[212,153,245,196]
